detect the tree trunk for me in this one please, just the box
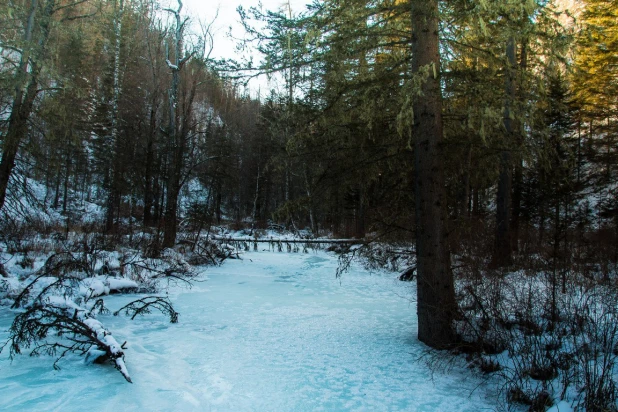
[162,0,186,248]
[577,118,582,184]
[0,0,55,211]
[472,187,480,217]
[251,165,261,225]
[304,168,317,235]
[461,145,472,218]
[62,144,71,215]
[106,0,125,233]
[411,0,457,349]
[493,36,516,267]
[0,99,31,210]
[355,185,365,238]
[143,102,157,227]
[143,142,154,226]
[163,180,179,248]
[511,159,522,252]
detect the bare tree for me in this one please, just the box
[161,0,215,247]
[162,0,193,247]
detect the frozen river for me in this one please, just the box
[0,251,496,411]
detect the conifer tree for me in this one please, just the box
[572,0,617,185]
[410,0,457,348]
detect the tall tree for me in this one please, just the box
[410,0,457,348]
[493,36,516,267]
[0,0,56,211]
[105,0,126,231]
[162,0,192,248]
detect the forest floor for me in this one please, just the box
[0,250,500,411]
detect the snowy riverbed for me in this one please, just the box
[0,251,498,411]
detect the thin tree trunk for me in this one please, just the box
[411,0,456,349]
[493,36,516,267]
[606,117,612,181]
[511,159,522,252]
[62,145,71,215]
[251,165,260,225]
[215,181,222,224]
[551,199,560,325]
[355,185,365,238]
[304,168,317,235]
[472,187,480,217]
[577,118,582,184]
[53,161,62,209]
[510,38,527,254]
[106,0,125,232]
[143,104,157,226]
[462,145,472,217]
[162,0,191,248]
[162,1,182,248]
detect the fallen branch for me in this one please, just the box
[6,300,132,383]
[11,273,82,309]
[114,296,179,323]
[212,236,363,244]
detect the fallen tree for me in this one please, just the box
[7,298,132,382]
[1,248,189,383]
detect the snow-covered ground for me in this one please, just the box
[0,251,497,411]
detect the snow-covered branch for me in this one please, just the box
[165,59,179,70]
[7,301,133,383]
[114,296,178,323]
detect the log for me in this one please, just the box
[212,236,363,245]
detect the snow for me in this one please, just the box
[80,278,110,298]
[547,401,574,412]
[0,251,497,410]
[80,276,139,298]
[107,278,139,291]
[45,295,81,310]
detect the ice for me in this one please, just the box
[0,251,497,410]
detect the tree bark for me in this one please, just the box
[106,0,125,233]
[411,0,457,349]
[0,0,55,211]
[142,24,165,227]
[493,36,516,267]
[143,97,158,227]
[162,0,185,248]
[510,39,527,253]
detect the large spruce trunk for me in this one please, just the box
[411,0,457,349]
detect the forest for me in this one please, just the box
[0,0,617,410]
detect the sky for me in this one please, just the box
[182,0,304,53]
[169,0,310,95]
[161,0,580,96]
